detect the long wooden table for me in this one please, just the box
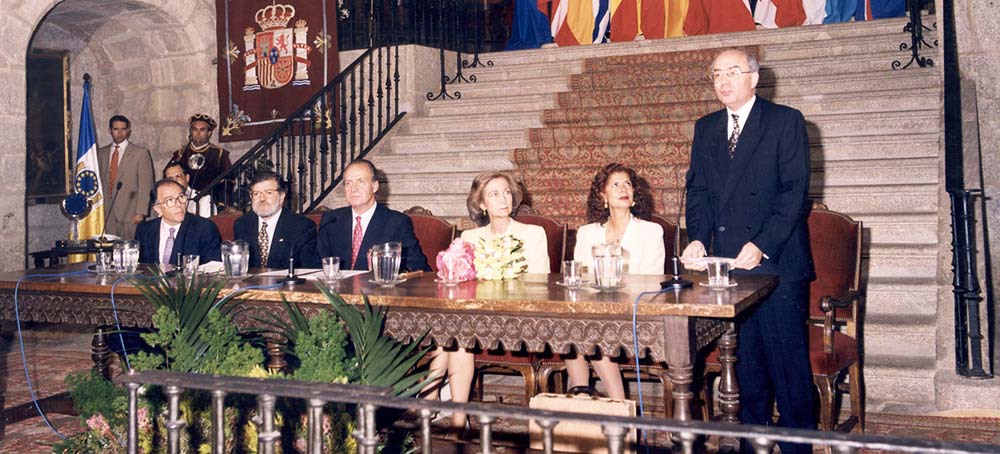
[0,264,775,431]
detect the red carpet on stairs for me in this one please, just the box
[512,46,760,227]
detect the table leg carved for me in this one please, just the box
[91,328,112,379]
[663,316,695,424]
[717,322,741,451]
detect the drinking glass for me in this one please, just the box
[182,254,200,278]
[706,259,732,287]
[95,249,115,274]
[562,260,583,286]
[369,242,402,285]
[592,243,624,289]
[221,240,249,278]
[322,257,341,281]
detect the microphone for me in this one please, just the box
[278,257,306,285]
[98,181,125,243]
[661,185,693,290]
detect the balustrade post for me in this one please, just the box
[211,389,227,454]
[125,370,139,454]
[602,424,627,454]
[166,385,185,454]
[257,393,279,454]
[307,398,325,454]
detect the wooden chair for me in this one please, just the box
[649,214,679,272]
[210,213,239,242]
[472,214,567,404]
[404,209,456,272]
[703,205,865,432]
[513,214,568,272]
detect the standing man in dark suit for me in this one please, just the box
[97,115,154,239]
[681,49,815,454]
[135,179,222,266]
[233,172,319,269]
[317,159,430,272]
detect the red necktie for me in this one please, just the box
[351,216,362,269]
[109,145,120,193]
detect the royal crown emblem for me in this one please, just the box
[242,2,311,90]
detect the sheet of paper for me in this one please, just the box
[255,269,370,279]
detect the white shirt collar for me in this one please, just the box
[726,95,756,135]
[352,202,378,237]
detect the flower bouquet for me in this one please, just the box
[473,234,528,280]
[436,238,477,284]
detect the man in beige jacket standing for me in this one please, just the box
[97,115,154,239]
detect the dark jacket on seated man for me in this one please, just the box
[135,214,222,265]
[317,204,430,272]
[234,210,320,269]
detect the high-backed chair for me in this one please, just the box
[649,214,679,271]
[704,204,865,432]
[471,213,566,404]
[513,214,567,272]
[403,208,456,272]
[210,213,239,242]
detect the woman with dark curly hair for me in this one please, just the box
[564,163,665,399]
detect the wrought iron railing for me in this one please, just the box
[117,370,1000,454]
[338,0,510,54]
[197,44,404,214]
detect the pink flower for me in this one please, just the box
[436,239,476,282]
[87,414,112,437]
[137,407,151,430]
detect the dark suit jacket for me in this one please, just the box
[685,97,814,282]
[317,204,430,272]
[135,215,223,265]
[233,210,319,269]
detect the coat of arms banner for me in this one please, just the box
[215,0,340,142]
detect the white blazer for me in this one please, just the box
[461,219,550,274]
[574,217,665,275]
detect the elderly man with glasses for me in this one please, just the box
[135,179,222,266]
[233,172,320,269]
[681,48,815,454]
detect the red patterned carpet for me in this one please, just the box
[512,47,760,227]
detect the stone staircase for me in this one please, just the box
[369,17,944,413]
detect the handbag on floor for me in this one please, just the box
[528,388,637,454]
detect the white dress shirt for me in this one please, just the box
[727,95,756,138]
[110,139,129,168]
[257,208,281,253]
[158,218,182,264]
[352,203,378,238]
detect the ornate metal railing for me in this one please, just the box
[338,0,510,53]
[197,43,404,214]
[892,0,937,69]
[117,370,1000,454]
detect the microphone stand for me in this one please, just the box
[278,257,306,285]
[660,186,694,290]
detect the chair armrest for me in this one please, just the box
[820,290,860,354]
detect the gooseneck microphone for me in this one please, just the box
[278,257,306,285]
[98,181,125,242]
[661,185,693,290]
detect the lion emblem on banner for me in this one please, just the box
[243,3,312,90]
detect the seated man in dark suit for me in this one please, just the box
[233,172,319,269]
[317,159,430,272]
[135,179,222,266]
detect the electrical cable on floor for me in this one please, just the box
[13,269,90,439]
[631,287,672,453]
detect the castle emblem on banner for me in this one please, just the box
[243,3,312,90]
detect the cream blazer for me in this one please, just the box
[461,219,550,274]
[574,217,665,275]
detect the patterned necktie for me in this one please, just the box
[259,222,270,267]
[351,216,363,269]
[109,145,120,192]
[162,227,175,266]
[728,113,740,160]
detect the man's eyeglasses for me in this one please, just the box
[710,66,756,82]
[156,194,188,208]
[250,188,281,199]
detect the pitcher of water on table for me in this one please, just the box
[113,240,140,274]
[592,243,624,289]
[369,241,402,285]
[221,240,249,278]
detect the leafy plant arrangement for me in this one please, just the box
[58,273,433,453]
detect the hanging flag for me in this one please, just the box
[72,78,104,250]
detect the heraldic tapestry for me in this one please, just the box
[215,0,340,141]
